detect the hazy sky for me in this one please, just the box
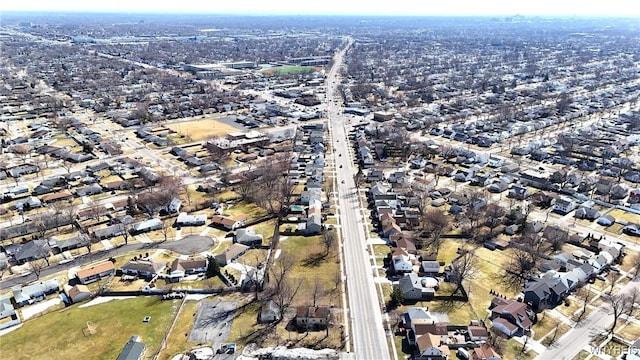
[1,0,639,16]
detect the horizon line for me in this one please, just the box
[1,10,638,18]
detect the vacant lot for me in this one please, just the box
[261,65,321,76]
[0,297,177,360]
[167,119,239,141]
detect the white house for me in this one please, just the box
[553,197,576,214]
[176,212,207,226]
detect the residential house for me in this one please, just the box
[121,260,166,278]
[305,213,322,235]
[75,184,103,197]
[553,197,576,215]
[397,273,435,301]
[92,223,126,240]
[131,218,163,234]
[67,284,91,303]
[0,295,19,330]
[116,335,146,360]
[169,258,207,281]
[393,235,417,254]
[472,343,501,360]
[596,214,615,226]
[13,239,51,265]
[598,239,624,260]
[489,297,534,337]
[420,261,440,275]
[211,214,248,230]
[176,212,207,226]
[391,247,413,274]
[214,243,250,266]
[76,261,116,284]
[574,206,601,220]
[166,197,182,214]
[234,227,264,246]
[415,333,450,360]
[629,189,640,204]
[523,277,568,311]
[487,156,505,168]
[12,278,60,307]
[259,299,281,324]
[295,306,331,330]
[624,223,640,236]
[40,189,73,204]
[467,325,489,342]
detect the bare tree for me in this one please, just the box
[60,159,74,175]
[504,247,537,287]
[420,209,450,252]
[625,287,639,318]
[631,253,640,279]
[545,226,568,253]
[160,219,172,243]
[30,258,47,279]
[449,247,479,297]
[546,320,561,346]
[321,229,336,256]
[311,278,324,307]
[272,277,303,321]
[122,223,131,245]
[78,232,92,254]
[575,285,591,322]
[605,293,629,335]
[270,251,297,296]
[484,203,506,236]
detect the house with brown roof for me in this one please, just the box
[295,306,331,330]
[169,258,207,281]
[76,261,115,284]
[214,243,250,266]
[40,189,73,204]
[489,297,534,337]
[472,343,501,360]
[67,284,92,303]
[211,214,248,230]
[415,332,450,360]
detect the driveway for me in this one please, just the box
[189,300,236,350]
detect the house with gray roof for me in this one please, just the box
[234,227,264,246]
[131,218,163,234]
[258,299,280,324]
[397,273,435,301]
[0,295,19,330]
[13,239,50,265]
[523,276,568,311]
[116,335,146,360]
[92,223,126,240]
[12,278,60,307]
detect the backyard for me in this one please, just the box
[0,297,177,360]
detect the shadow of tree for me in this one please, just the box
[301,252,327,267]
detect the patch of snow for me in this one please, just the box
[185,294,214,301]
[79,296,135,308]
[238,344,339,360]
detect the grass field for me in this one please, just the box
[608,209,640,224]
[157,300,199,360]
[166,119,238,141]
[0,297,177,360]
[261,66,322,76]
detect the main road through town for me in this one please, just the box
[327,38,391,360]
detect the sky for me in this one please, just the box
[0,0,639,16]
